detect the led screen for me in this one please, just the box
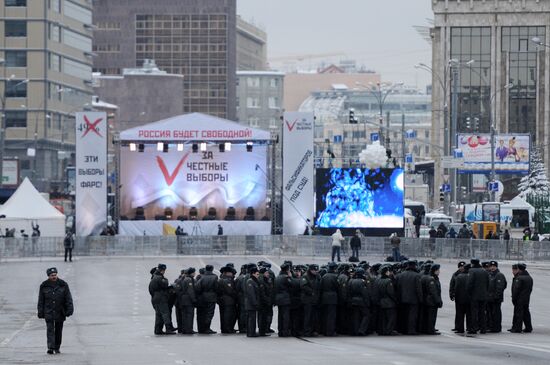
[316,168,404,228]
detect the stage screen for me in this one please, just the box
[120,144,268,220]
[315,168,404,228]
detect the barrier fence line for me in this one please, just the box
[1,236,550,261]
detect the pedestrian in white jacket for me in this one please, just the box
[331,229,344,262]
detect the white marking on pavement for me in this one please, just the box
[0,316,34,347]
[441,332,550,354]
[263,257,281,271]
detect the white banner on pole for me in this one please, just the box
[282,111,314,235]
[76,112,107,236]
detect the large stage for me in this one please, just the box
[119,220,271,236]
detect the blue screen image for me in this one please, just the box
[315,168,404,228]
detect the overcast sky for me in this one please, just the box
[238,0,433,88]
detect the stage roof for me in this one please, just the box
[119,112,272,142]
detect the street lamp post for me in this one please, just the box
[356,81,403,149]
[489,83,513,201]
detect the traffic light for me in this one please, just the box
[349,109,357,124]
[439,186,445,202]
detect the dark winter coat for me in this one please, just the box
[488,270,507,303]
[195,271,218,304]
[274,272,292,306]
[348,278,371,307]
[396,269,423,304]
[337,273,351,305]
[217,276,237,306]
[175,276,196,306]
[149,271,170,305]
[377,276,397,309]
[63,235,74,249]
[320,271,339,305]
[300,272,320,305]
[350,235,361,249]
[423,275,443,308]
[512,271,533,306]
[245,276,260,311]
[449,270,461,301]
[453,272,470,305]
[259,275,274,308]
[467,266,489,301]
[37,279,74,321]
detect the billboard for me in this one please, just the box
[76,112,107,236]
[1,159,20,187]
[316,168,404,229]
[119,144,268,220]
[457,134,530,174]
[282,112,314,235]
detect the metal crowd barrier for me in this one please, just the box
[1,236,550,261]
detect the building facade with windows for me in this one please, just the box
[432,0,550,203]
[0,0,93,192]
[299,86,432,168]
[236,71,284,130]
[92,0,237,120]
[236,16,267,71]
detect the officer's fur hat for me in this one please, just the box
[46,267,58,276]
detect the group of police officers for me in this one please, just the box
[148,258,533,337]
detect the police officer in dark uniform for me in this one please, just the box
[218,266,238,334]
[423,264,442,335]
[453,264,471,334]
[148,264,177,335]
[275,262,292,337]
[258,266,274,336]
[320,262,339,336]
[468,258,489,334]
[235,264,248,333]
[301,264,320,337]
[348,267,370,336]
[487,261,507,333]
[173,269,186,333]
[195,264,218,334]
[174,267,197,334]
[37,267,74,354]
[290,265,304,336]
[337,264,352,335]
[509,263,533,333]
[377,265,397,336]
[395,260,423,335]
[245,267,261,337]
[449,261,466,332]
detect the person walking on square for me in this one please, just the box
[37,267,73,354]
[63,232,74,262]
[331,229,344,262]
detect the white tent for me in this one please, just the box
[0,178,66,237]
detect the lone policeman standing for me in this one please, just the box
[37,267,74,354]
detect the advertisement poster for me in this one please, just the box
[76,112,107,236]
[457,134,530,174]
[282,112,314,235]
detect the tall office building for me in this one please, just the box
[431,0,550,202]
[92,0,237,120]
[0,0,94,193]
[236,16,267,71]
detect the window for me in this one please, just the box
[5,80,27,97]
[425,145,429,155]
[5,51,27,67]
[5,0,26,6]
[425,130,429,138]
[63,58,91,79]
[246,97,260,108]
[270,78,279,88]
[5,20,27,37]
[247,77,260,87]
[268,97,279,109]
[5,111,27,128]
[64,1,92,24]
[49,0,60,13]
[49,23,61,42]
[49,53,61,72]
[63,29,92,52]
